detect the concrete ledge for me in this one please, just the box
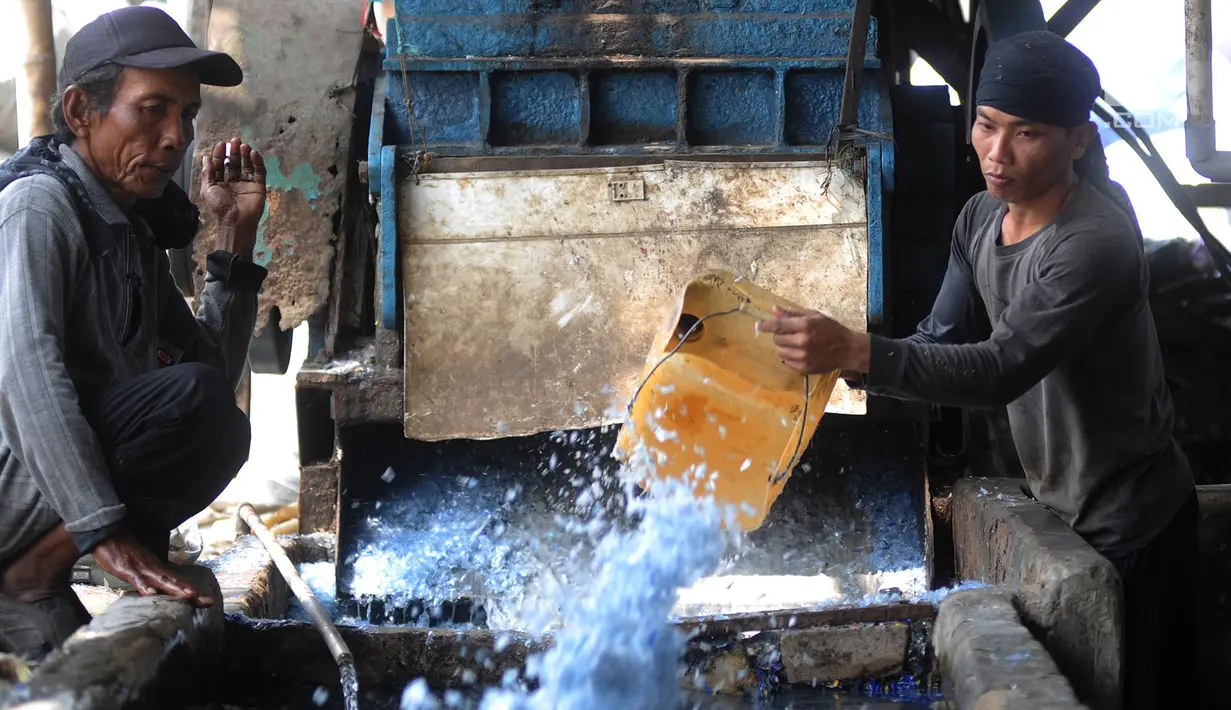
[12,565,224,710]
[225,619,546,689]
[214,532,931,697]
[933,589,1088,710]
[1197,485,1231,703]
[951,478,1120,710]
[778,623,909,683]
[687,621,917,694]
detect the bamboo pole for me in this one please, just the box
[17,0,56,141]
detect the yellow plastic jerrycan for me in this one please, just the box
[614,270,840,532]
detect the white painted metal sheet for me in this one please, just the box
[400,159,869,441]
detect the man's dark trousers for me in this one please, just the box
[1103,489,1200,710]
[0,363,248,658]
[78,362,250,559]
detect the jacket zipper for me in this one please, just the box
[118,229,142,347]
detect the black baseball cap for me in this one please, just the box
[59,6,242,91]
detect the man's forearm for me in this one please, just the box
[194,250,267,388]
[212,225,255,261]
[846,332,871,374]
[863,332,1045,408]
[157,232,267,391]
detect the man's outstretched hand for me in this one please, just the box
[200,137,267,257]
[92,531,215,608]
[756,305,871,375]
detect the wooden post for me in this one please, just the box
[17,0,56,141]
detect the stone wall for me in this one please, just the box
[9,564,223,710]
[933,588,1089,709]
[1197,485,1231,704]
[949,478,1122,710]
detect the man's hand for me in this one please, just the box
[200,137,267,257]
[757,305,871,375]
[92,531,215,608]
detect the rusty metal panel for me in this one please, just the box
[190,0,362,333]
[400,160,869,441]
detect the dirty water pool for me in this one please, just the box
[329,420,935,627]
[209,420,955,710]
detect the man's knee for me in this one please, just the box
[172,362,234,414]
[223,403,252,477]
[170,363,250,475]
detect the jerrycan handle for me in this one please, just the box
[626,305,744,415]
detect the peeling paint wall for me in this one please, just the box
[191,0,363,333]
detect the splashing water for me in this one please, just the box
[400,466,742,710]
[316,401,947,707]
[346,483,535,610]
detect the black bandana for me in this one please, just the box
[975,30,1101,128]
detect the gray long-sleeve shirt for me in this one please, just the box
[865,181,1194,558]
[0,143,264,559]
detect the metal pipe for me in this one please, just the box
[236,503,353,668]
[1184,0,1231,181]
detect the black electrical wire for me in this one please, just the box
[771,374,810,486]
[624,306,744,415]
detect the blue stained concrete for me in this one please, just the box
[262,156,323,204]
[687,70,776,145]
[590,70,678,145]
[251,155,323,267]
[490,71,582,146]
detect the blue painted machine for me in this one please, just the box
[296,0,1231,621]
[368,0,906,434]
[291,0,971,614]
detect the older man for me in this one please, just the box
[0,6,267,659]
[759,31,1197,710]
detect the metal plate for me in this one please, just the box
[400,158,868,441]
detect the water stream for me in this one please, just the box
[340,660,360,710]
[398,464,743,709]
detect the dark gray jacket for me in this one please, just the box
[866,182,1193,558]
[0,138,265,559]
